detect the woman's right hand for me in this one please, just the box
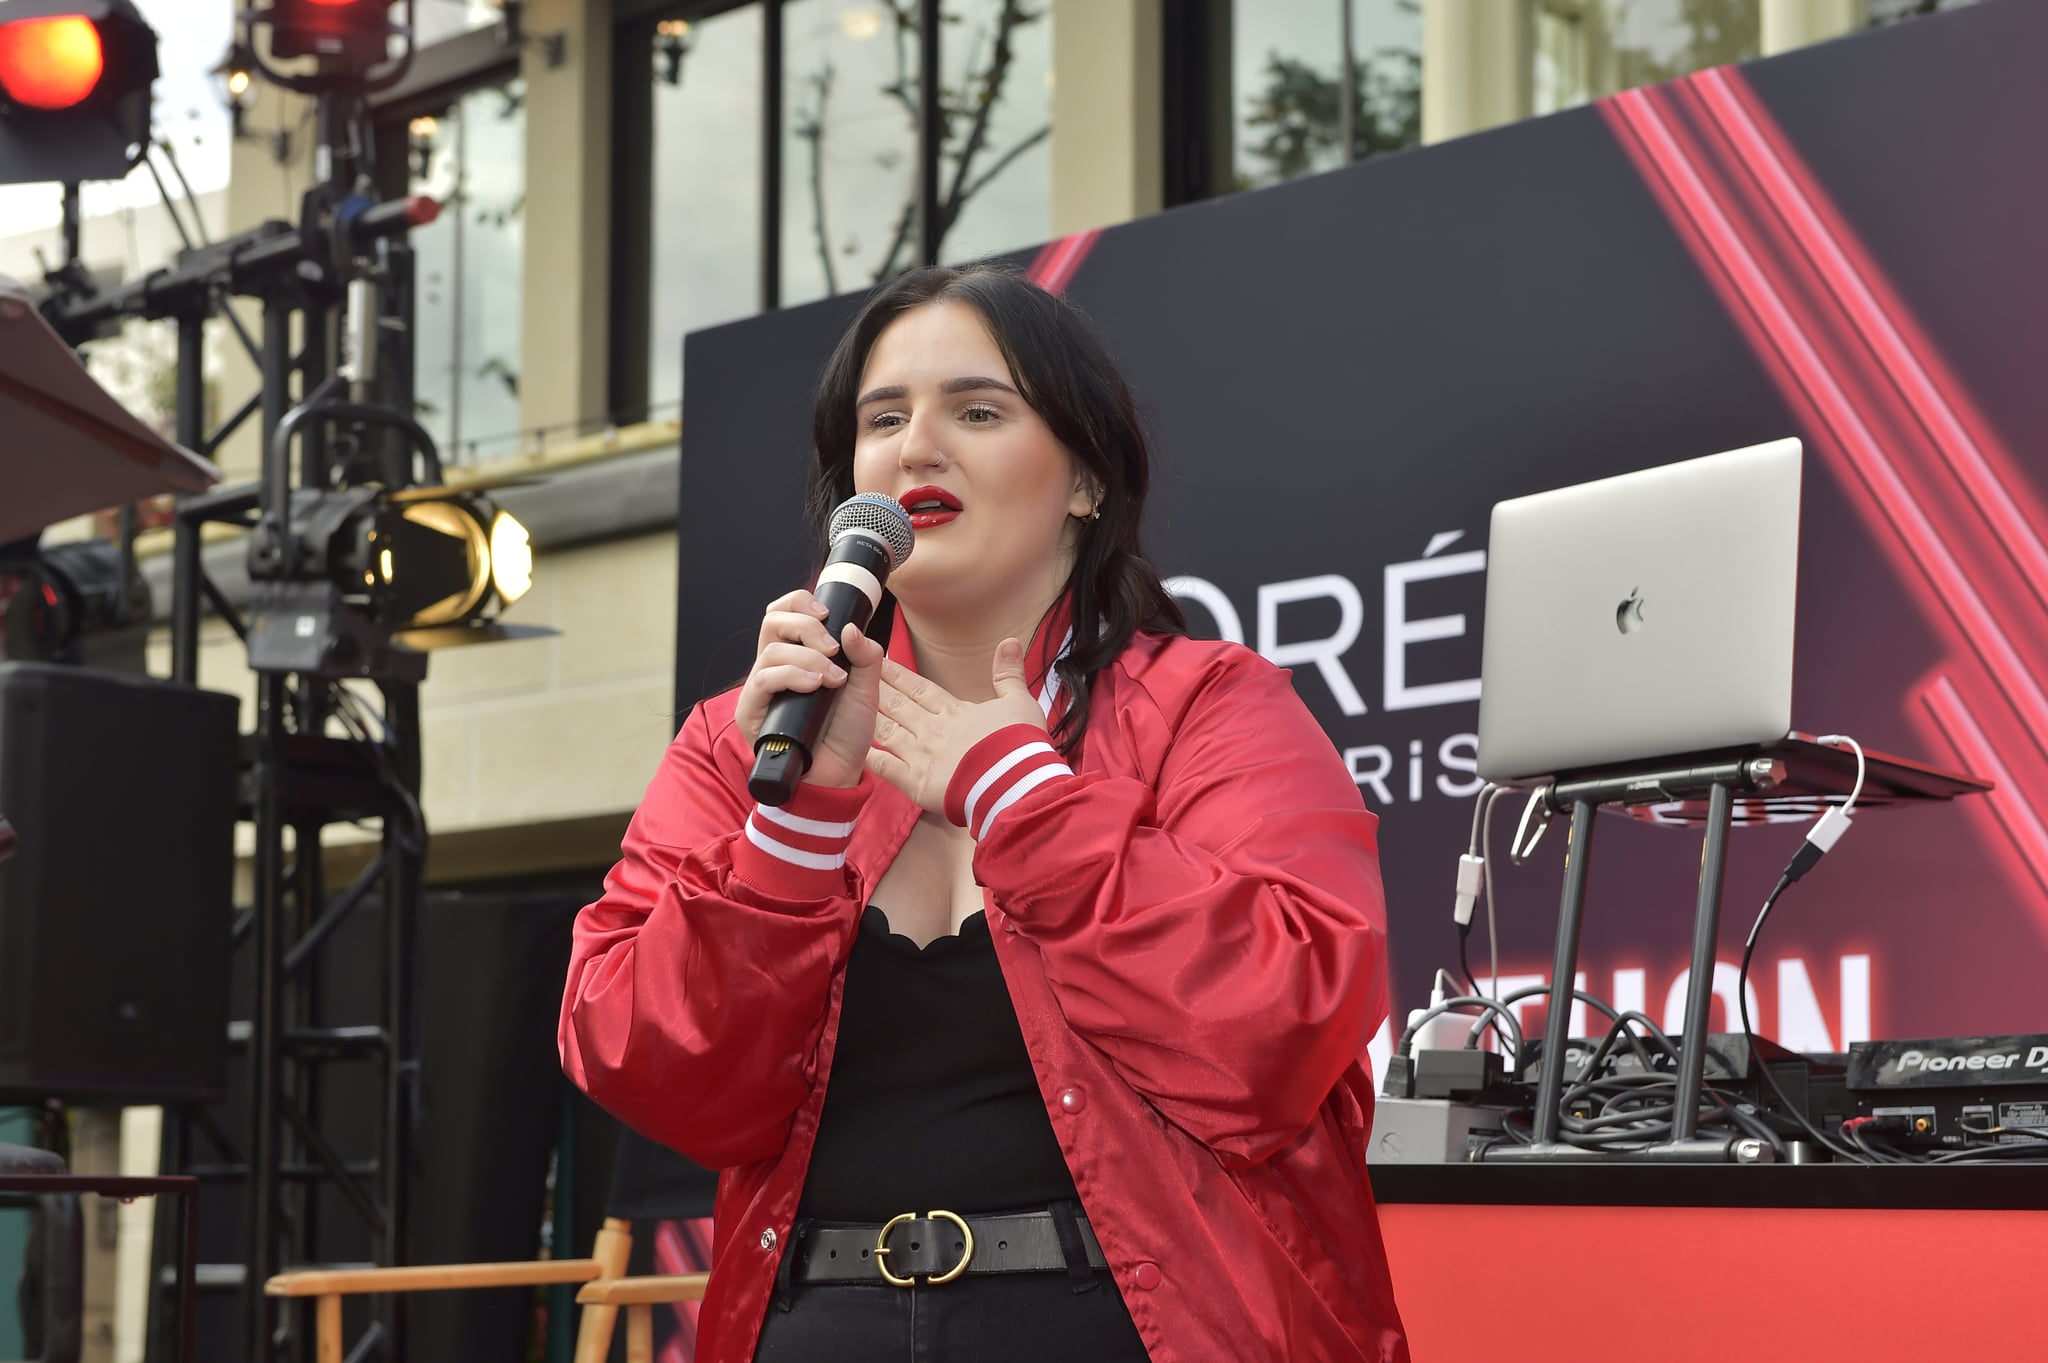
[734,590,888,789]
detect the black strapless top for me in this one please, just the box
[796,907,1079,1220]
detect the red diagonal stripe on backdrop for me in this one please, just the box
[1677,69,2048,903]
[1602,86,2046,730]
[1922,670,2048,892]
[1028,228,1102,294]
[1600,74,2048,921]
[653,1218,700,1363]
[1692,68,2048,618]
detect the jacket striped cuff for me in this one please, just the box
[731,779,869,898]
[945,724,1074,840]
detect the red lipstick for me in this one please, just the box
[898,485,962,531]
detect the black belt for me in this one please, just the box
[792,1209,1107,1286]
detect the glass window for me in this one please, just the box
[1231,0,1422,192]
[780,1,924,305]
[646,5,766,421]
[933,0,1053,267]
[415,0,507,45]
[778,1,1051,303]
[407,78,527,466]
[1534,0,1759,116]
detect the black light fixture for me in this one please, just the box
[655,18,691,86]
[245,486,537,681]
[0,0,159,186]
[494,0,566,69]
[210,40,256,139]
[407,113,437,181]
[263,0,396,66]
[0,539,151,668]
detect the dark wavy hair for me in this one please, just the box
[807,263,1186,755]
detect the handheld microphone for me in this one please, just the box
[749,493,915,805]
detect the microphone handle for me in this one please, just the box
[749,533,893,805]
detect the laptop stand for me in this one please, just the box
[1483,736,1988,1164]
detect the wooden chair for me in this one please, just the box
[572,1273,710,1363]
[265,1215,638,1363]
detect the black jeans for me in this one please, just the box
[754,1240,1151,1363]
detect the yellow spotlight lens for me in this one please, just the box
[396,500,491,627]
[490,511,533,605]
[227,69,251,97]
[379,547,394,582]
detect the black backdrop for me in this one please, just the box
[674,0,2048,1064]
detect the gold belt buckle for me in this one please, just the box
[874,1209,974,1287]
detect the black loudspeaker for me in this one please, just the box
[0,663,239,1104]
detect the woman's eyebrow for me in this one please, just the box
[856,376,1020,407]
[940,375,1019,397]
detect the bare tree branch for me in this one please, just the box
[814,1,1047,287]
[795,63,839,296]
[936,0,1031,241]
[881,0,922,128]
[872,197,920,282]
[959,123,1048,204]
[868,0,925,279]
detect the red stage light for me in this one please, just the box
[267,0,392,63]
[0,15,106,111]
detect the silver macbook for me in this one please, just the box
[1475,437,1802,784]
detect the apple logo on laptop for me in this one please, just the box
[1616,588,1647,635]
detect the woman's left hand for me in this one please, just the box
[866,639,1049,818]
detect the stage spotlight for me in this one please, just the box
[380,492,532,629]
[0,15,103,109]
[0,0,159,186]
[246,487,542,680]
[0,540,151,667]
[263,0,395,65]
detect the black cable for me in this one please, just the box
[1456,923,1481,1001]
[1542,998,1676,1081]
[326,682,427,855]
[1395,995,1526,1066]
[1499,984,1630,1028]
[1845,1122,1917,1165]
[1955,1124,2048,1145]
[1856,1120,2048,1166]
[1738,874,1872,1163]
[1925,1139,2048,1164]
[1527,999,1787,1156]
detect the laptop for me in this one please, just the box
[1474,437,1802,784]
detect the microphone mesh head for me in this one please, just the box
[829,493,915,569]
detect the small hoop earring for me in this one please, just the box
[1090,504,1102,522]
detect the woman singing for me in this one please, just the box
[560,265,1409,1363]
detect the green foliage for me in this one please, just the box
[1240,45,1421,189]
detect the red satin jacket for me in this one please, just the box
[560,625,1410,1363]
